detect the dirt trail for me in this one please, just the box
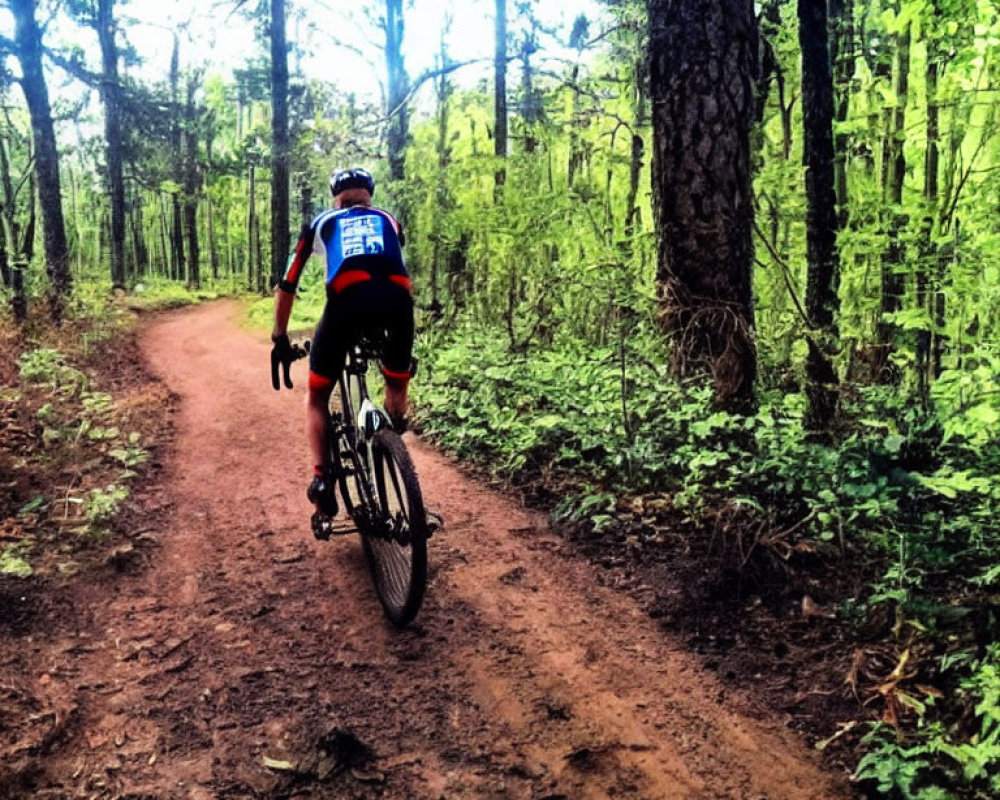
[3,300,852,799]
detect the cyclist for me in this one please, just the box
[271,167,414,518]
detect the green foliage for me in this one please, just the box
[0,546,34,578]
[17,349,89,394]
[855,645,1000,798]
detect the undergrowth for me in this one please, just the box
[0,281,223,578]
[413,323,1000,799]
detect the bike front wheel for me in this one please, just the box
[363,429,428,627]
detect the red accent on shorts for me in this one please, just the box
[389,274,413,292]
[381,363,412,390]
[309,371,335,390]
[332,270,371,293]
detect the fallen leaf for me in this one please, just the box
[801,595,835,619]
[262,756,297,772]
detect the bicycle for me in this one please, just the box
[281,337,431,627]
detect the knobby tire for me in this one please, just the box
[364,429,428,627]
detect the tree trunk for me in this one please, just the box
[206,198,219,281]
[494,0,507,191]
[647,0,758,413]
[625,47,648,239]
[270,0,290,289]
[385,0,409,183]
[169,34,186,282]
[10,0,72,319]
[876,13,911,383]
[247,164,259,292]
[918,9,942,397]
[798,0,841,433]
[158,193,170,278]
[433,33,453,320]
[183,76,200,288]
[829,0,854,228]
[97,0,126,290]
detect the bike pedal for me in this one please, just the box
[311,512,332,541]
[426,509,445,538]
[328,519,356,536]
[311,512,356,540]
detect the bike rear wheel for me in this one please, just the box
[363,429,428,627]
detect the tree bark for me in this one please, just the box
[270,0,290,289]
[798,0,841,432]
[494,0,507,191]
[829,0,854,229]
[169,34,186,282]
[183,76,200,288]
[876,12,911,383]
[10,0,71,319]
[647,0,758,413]
[385,0,409,183]
[97,0,126,290]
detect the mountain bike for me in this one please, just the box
[287,337,430,627]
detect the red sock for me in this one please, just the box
[314,464,325,476]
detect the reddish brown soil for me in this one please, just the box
[1,301,855,799]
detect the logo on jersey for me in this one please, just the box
[340,215,385,258]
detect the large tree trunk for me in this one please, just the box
[11,0,72,319]
[97,0,126,290]
[798,0,841,432]
[494,0,507,191]
[385,0,409,183]
[270,0,290,289]
[647,0,758,413]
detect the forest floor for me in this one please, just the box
[1,300,858,799]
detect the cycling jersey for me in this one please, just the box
[279,205,410,295]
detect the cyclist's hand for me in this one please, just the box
[270,334,295,390]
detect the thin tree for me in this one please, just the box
[494,0,507,191]
[7,0,72,320]
[270,0,290,288]
[169,34,186,282]
[384,0,408,183]
[183,74,201,288]
[647,0,759,413]
[798,0,841,432]
[97,0,127,289]
[876,6,912,382]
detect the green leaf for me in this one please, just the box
[884,434,905,455]
[0,552,33,577]
[18,496,46,515]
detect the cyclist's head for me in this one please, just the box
[330,167,375,207]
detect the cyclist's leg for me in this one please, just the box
[307,300,349,514]
[378,286,415,424]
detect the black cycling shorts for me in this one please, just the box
[309,280,414,385]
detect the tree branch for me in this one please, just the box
[42,46,101,87]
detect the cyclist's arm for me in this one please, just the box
[272,222,314,337]
[272,288,295,338]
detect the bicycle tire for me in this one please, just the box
[363,429,428,626]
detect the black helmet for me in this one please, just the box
[330,167,375,197]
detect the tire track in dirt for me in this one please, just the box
[7,300,852,799]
